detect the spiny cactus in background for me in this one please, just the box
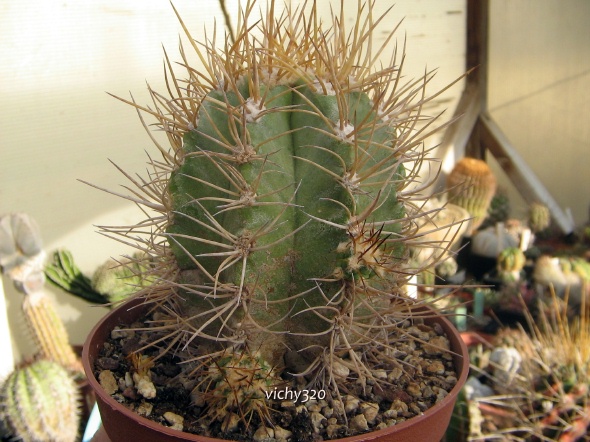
[534,255,590,306]
[92,0,466,426]
[447,157,497,236]
[22,291,83,376]
[92,253,156,304]
[528,202,551,233]
[456,299,590,441]
[496,246,526,283]
[0,359,80,442]
[480,190,510,229]
[0,215,82,376]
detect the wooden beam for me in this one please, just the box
[479,112,575,234]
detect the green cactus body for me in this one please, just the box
[0,359,79,442]
[92,254,155,303]
[528,202,550,233]
[166,68,406,356]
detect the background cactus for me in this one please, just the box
[447,157,497,236]
[0,215,82,377]
[21,291,83,376]
[45,249,106,304]
[455,298,590,441]
[94,0,465,428]
[46,249,156,305]
[528,201,551,233]
[496,246,526,282]
[0,359,80,442]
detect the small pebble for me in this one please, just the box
[349,414,369,432]
[326,424,345,439]
[98,370,118,395]
[344,395,360,413]
[425,360,445,375]
[310,411,325,432]
[163,412,183,431]
[133,372,156,399]
[332,359,350,378]
[360,402,379,424]
[222,413,240,432]
[424,336,450,355]
[110,326,135,340]
[273,426,292,442]
[136,401,153,417]
[253,426,274,441]
[406,382,422,398]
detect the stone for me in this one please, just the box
[98,370,118,395]
[163,412,183,431]
[349,414,369,432]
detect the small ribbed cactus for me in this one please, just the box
[496,246,526,282]
[447,158,497,236]
[0,214,82,377]
[92,254,155,303]
[94,0,465,427]
[45,249,106,304]
[0,359,79,442]
[528,202,550,233]
[22,291,83,376]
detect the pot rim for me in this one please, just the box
[83,296,469,442]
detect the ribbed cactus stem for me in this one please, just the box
[22,291,82,376]
[447,158,497,235]
[0,359,79,442]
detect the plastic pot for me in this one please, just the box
[83,297,469,442]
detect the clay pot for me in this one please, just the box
[83,297,469,442]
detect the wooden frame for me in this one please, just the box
[439,0,574,234]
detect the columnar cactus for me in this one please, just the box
[0,215,82,376]
[0,359,80,442]
[97,0,465,426]
[447,157,497,235]
[22,291,83,375]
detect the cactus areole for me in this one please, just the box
[95,0,464,432]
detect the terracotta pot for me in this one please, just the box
[83,297,469,442]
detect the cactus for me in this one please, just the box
[0,359,80,442]
[480,190,510,229]
[447,157,497,236]
[0,215,83,376]
[92,253,156,304]
[456,298,590,441]
[46,250,156,305]
[528,202,551,233]
[22,291,83,376]
[45,249,107,304]
[496,246,526,283]
[93,0,466,428]
[200,349,281,431]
